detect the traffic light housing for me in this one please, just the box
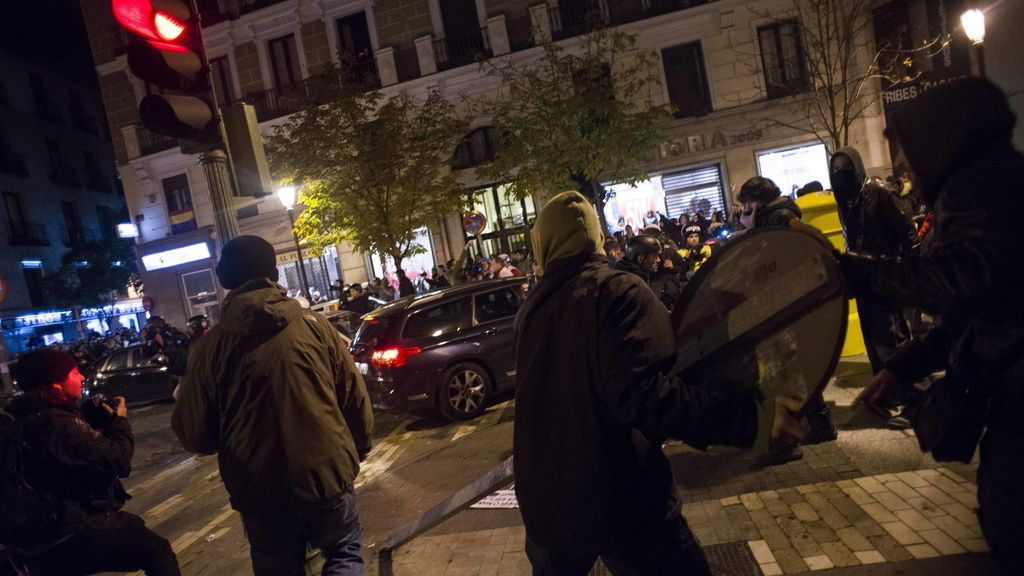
[113,0,218,142]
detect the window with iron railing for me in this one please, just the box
[758,20,810,100]
[433,28,491,71]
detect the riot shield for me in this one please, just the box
[671,228,847,420]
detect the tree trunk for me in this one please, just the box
[571,173,611,235]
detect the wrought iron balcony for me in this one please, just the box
[433,30,491,71]
[136,126,177,156]
[395,47,422,83]
[8,223,50,246]
[62,227,101,247]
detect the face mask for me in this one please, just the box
[832,168,861,201]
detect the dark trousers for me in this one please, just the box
[524,515,712,576]
[241,486,363,576]
[857,300,909,374]
[22,510,179,576]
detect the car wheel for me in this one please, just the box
[438,362,490,420]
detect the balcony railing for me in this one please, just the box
[62,227,101,247]
[240,76,329,122]
[8,223,50,246]
[433,29,492,71]
[201,0,289,24]
[549,0,708,39]
[340,57,381,90]
[137,126,177,156]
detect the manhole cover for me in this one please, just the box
[704,541,762,576]
[586,542,760,575]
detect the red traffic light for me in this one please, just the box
[113,0,192,51]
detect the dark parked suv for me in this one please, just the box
[350,277,527,420]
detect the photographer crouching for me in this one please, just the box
[5,349,179,575]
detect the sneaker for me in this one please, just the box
[764,445,804,466]
[803,413,838,445]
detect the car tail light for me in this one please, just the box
[370,347,421,369]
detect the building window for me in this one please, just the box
[661,164,727,219]
[467,184,536,258]
[268,34,302,91]
[4,192,27,237]
[61,201,84,246]
[46,139,78,186]
[209,56,235,105]
[83,150,109,192]
[30,73,63,124]
[69,91,96,134]
[182,269,221,324]
[662,42,712,119]
[162,174,197,235]
[0,128,28,176]
[758,20,809,99]
[236,203,260,219]
[453,127,498,170]
[22,265,47,307]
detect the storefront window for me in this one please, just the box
[467,184,535,258]
[181,269,220,324]
[368,228,436,293]
[276,246,341,304]
[756,143,831,199]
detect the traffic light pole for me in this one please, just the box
[200,149,240,249]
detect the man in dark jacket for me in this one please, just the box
[737,176,838,455]
[514,191,804,575]
[848,78,1024,572]
[9,348,179,576]
[830,146,917,426]
[173,236,374,576]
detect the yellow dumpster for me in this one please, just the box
[795,192,866,357]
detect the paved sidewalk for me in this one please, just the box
[383,358,999,576]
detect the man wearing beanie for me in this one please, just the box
[173,235,373,576]
[514,191,805,574]
[7,349,180,575]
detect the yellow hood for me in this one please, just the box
[531,191,605,271]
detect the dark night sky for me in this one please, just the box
[0,0,98,87]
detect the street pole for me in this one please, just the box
[199,149,240,249]
[286,208,310,298]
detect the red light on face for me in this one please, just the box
[154,11,185,41]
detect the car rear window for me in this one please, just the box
[353,317,393,347]
[104,350,130,371]
[403,298,470,340]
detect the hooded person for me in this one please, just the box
[844,78,1024,572]
[514,191,805,575]
[172,235,374,576]
[828,146,916,420]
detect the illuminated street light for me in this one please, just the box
[276,185,310,298]
[961,9,986,45]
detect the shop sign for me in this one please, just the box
[141,242,211,271]
[276,251,299,265]
[660,127,766,159]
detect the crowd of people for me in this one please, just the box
[1,77,1021,576]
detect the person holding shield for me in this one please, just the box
[514,191,805,575]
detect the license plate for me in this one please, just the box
[356,362,369,375]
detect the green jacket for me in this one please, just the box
[172,278,373,516]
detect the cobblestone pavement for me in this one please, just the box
[388,358,999,576]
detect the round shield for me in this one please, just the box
[462,211,488,237]
[671,227,847,419]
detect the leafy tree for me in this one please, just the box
[44,239,140,330]
[750,0,938,154]
[266,78,468,295]
[480,28,673,232]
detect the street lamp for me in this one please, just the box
[961,8,986,76]
[277,185,310,299]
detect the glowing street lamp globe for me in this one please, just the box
[277,185,297,210]
[961,9,986,45]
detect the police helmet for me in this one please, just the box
[684,225,702,237]
[625,234,662,261]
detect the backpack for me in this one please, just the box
[0,409,62,549]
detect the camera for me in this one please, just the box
[80,394,119,428]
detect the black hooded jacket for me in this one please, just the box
[841,79,1024,445]
[830,146,916,256]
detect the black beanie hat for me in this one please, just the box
[216,235,280,290]
[15,349,78,391]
